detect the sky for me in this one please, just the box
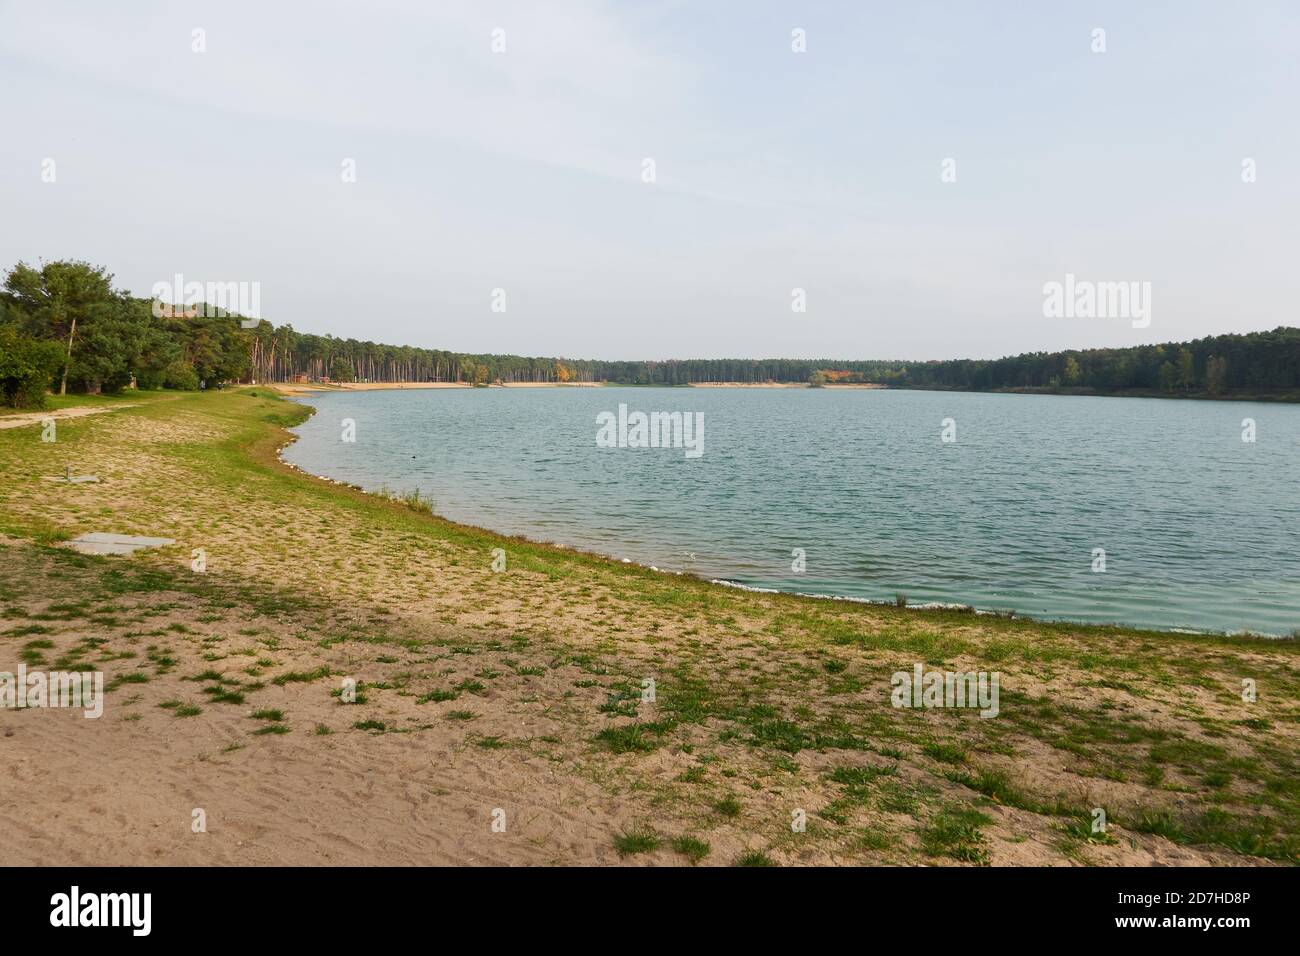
[1,0,1296,361]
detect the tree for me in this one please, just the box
[0,325,64,408]
[1205,355,1228,395]
[330,356,355,382]
[1175,348,1196,390]
[6,257,1300,397]
[2,260,117,394]
[68,293,151,393]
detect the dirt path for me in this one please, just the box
[0,403,138,430]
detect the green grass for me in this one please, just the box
[712,796,742,818]
[0,391,130,417]
[919,806,992,865]
[921,741,967,764]
[106,672,151,690]
[272,666,333,686]
[595,722,673,753]
[4,385,1298,867]
[613,828,661,856]
[417,689,459,703]
[669,835,711,864]
[202,686,245,704]
[185,669,226,683]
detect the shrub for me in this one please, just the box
[0,326,62,408]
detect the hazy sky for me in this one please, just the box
[1,1,1296,361]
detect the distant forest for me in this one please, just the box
[2,259,1298,408]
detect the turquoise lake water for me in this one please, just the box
[283,387,1300,635]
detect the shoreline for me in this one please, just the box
[260,380,1300,403]
[1,387,1296,866]
[267,380,604,396]
[278,395,1286,640]
[689,382,886,389]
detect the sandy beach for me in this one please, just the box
[269,381,604,396]
[0,388,1295,866]
[688,382,887,389]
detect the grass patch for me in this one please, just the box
[919,805,992,865]
[613,828,661,856]
[595,721,673,754]
[417,689,459,704]
[669,835,711,864]
[713,796,742,818]
[272,666,333,686]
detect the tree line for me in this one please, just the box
[806,329,1300,397]
[2,258,1297,408]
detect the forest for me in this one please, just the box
[2,259,1297,408]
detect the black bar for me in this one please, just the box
[0,866,1284,940]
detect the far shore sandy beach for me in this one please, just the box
[689,382,887,389]
[268,380,889,395]
[268,380,604,395]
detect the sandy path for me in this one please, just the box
[0,403,138,430]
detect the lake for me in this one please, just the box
[283,386,1300,635]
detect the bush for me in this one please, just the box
[135,367,165,390]
[161,359,200,391]
[0,326,62,408]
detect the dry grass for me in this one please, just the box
[0,388,1295,866]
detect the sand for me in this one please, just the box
[0,403,138,430]
[0,389,1295,866]
[687,382,886,389]
[268,381,602,396]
